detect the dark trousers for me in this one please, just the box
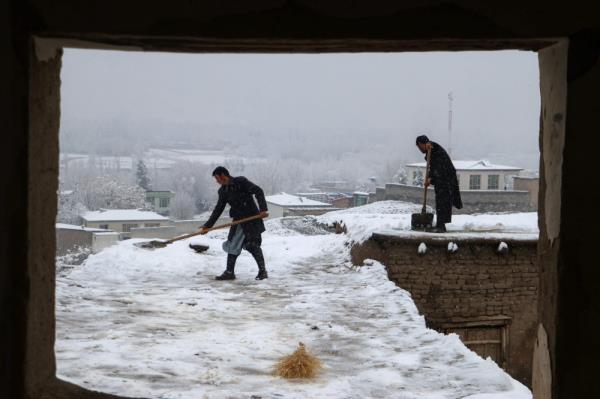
[434,183,453,225]
[226,235,265,272]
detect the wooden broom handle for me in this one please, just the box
[422,146,432,213]
[165,213,267,244]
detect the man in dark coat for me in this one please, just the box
[416,135,463,232]
[200,166,269,280]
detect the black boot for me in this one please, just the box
[246,243,268,280]
[216,254,237,280]
[430,223,447,233]
[255,266,268,280]
[215,270,235,280]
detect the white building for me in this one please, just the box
[81,209,170,232]
[56,223,120,255]
[265,193,333,218]
[405,160,523,191]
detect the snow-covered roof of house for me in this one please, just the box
[294,192,327,196]
[81,209,170,222]
[406,160,523,171]
[266,193,332,208]
[56,223,113,232]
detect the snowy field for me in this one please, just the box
[56,201,534,399]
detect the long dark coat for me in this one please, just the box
[203,176,268,242]
[427,142,463,224]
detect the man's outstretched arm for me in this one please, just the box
[203,193,226,229]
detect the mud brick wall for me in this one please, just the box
[351,233,538,386]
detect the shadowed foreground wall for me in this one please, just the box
[2,1,600,398]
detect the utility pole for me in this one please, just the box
[448,91,453,157]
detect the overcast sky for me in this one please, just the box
[60,49,540,168]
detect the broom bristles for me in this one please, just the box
[275,342,322,379]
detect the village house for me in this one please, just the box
[330,194,353,209]
[406,160,524,191]
[294,192,329,203]
[352,191,370,207]
[295,192,354,208]
[60,153,175,176]
[265,193,335,218]
[55,223,119,256]
[513,176,540,211]
[80,209,170,233]
[311,180,356,193]
[145,190,175,215]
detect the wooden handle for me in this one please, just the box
[422,146,432,212]
[165,213,267,244]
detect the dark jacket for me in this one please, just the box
[427,142,463,210]
[203,176,268,241]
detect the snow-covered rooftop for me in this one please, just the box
[317,200,538,243]
[81,209,169,222]
[56,223,112,232]
[266,193,332,207]
[406,160,524,171]
[294,192,328,197]
[55,201,533,399]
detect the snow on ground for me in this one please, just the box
[317,200,538,243]
[56,202,533,399]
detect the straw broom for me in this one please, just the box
[274,342,322,379]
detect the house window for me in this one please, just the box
[159,197,170,208]
[122,223,139,232]
[488,174,500,190]
[469,175,481,190]
[99,224,109,230]
[145,223,160,228]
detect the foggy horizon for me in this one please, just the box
[60,49,540,171]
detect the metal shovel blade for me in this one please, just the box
[411,212,434,230]
[134,240,169,249]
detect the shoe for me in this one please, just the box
[255,268,268,280]
[215,270,236,280]
[427,225,447,233]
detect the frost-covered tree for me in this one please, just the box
[169,191,195,220]
[413,170,424,187]
[394,168,408,184]
[56,188,89,224]
[75,176,147,211]
[155,161,215,213]
[243,161,285,195]
[135,160,151,190]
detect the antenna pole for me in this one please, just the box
[448,91,453,157]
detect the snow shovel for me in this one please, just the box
[135,214,267,250]
[411,146,434,230]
